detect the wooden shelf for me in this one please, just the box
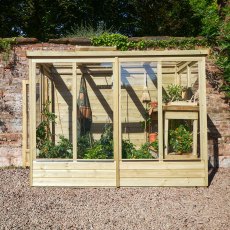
[149,104,199,114]
[164,153,199,160]
[163,104,199,111]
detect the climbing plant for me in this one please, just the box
[36,101,73,158]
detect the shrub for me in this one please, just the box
[91,33,130,51]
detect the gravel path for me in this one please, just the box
[0,168,229,230]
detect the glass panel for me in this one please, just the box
[121,62,159,160]
[77,63,114,159]
[162,61,200,160]
[36,64,73,159]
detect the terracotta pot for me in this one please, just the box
[149,133,158,143]
[150,101,158,108]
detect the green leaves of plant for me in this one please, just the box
[169,124,193,153]
[36,101,73,158]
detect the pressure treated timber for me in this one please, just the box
[33,178,116,187]
[29,60,36,185]
[119,161,206,186]
[164,111,198,120]
[27,50,209,57]
[164,110,199,157]
[27,50,209,187]
[120,169,205,178]
[32,160,206,187]
[163,105,199,111]
[32,160,116,186]
[113,57,120,187]
[75,46,117,51]
[198,58,208,186]
[157,62,163,161]
[120,178,206,187]
[164,154,199,160]
[33,170,116,178]
[120,161,205,170]
[33,161,116,170]
[72,62,77,160]
[22,80,29,167]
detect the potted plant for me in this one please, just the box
[140,108,158,143]
[163,84,198,106]
[169,124,193,154]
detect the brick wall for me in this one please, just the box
[206,61,230,167]
[0,41,76,166]
[0,39,229,167]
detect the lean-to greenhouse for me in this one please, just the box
[25,49,209,187]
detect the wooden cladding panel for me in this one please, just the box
[120,161,205,170]
[119,157,206,187]
[33,161,116,170]
[33,169,116,178]
[33,178,116,187]
[32,161,206,187]
[32,161,116,186]
[120,178,206,187]
[120,169,205,178]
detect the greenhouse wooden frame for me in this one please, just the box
[26,49,209,187]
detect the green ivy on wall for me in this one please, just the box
[91,33,210,51]
[0,38,16,65]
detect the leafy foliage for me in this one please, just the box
[189,0,221,38]
[79,123,155,159]
[130,0,202,37]
[77,133,92,159]
[0,38,16,64]
[151,140,158,151]
[79,124,114,159]
[136,37,209,50]
[169,124,193,153]
[215,4,230,99]
[83,143,108,159]
[0,0,210,40]
[121,139,137,159]
[91,33,131,51]
[163,84,184,103]
[36,101,72,158]
[123,141,159,159]
[92,34,209,51]
[38,135,73,159]
[128,142,154,159]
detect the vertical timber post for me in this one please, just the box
[113,57,120,188]
[72,62,77,160]
[199,57,208,186]
[29,60,36,186]
[22,80,28,168]
[157,61,163,161]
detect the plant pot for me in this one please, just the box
[149,132,157,143]
[150,101,158,108]
[148,101,158,115]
